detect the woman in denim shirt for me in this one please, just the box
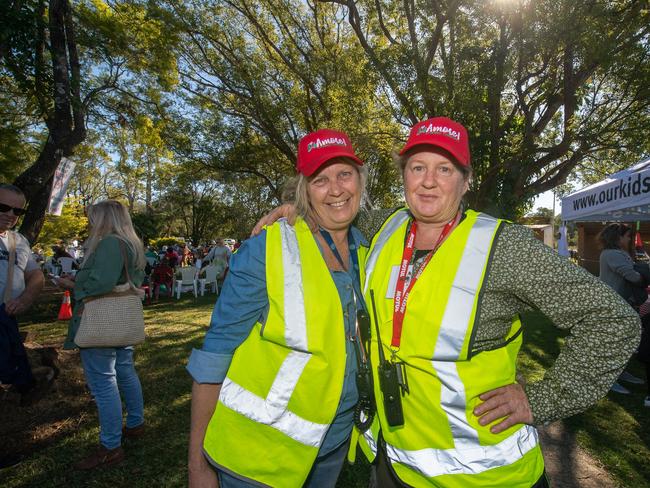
[188,130,369,488]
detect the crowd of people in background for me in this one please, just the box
[21,237,238,310]
[39,237,239,275]
[143,238,235,300]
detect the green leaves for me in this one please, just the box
[77,0,179,89]
[5,0,648,239]
[36,197,88,249]
[325,0,650,218]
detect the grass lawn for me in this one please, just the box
[1,297,649,487]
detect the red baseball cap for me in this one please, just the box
[399,117,471,167]
[297,129,363,177]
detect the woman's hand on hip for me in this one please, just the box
[473,383,533,434]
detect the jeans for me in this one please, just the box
[217,438,349,488]
[80,347,144,449]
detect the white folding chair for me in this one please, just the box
[199,265,220,296]
[174,267,198,299]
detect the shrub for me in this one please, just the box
[149,236,184,249]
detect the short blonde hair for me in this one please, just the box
[287,157,368,228]
[84,200,146,270]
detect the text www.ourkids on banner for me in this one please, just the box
[572,173,650,212]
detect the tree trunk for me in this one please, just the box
[14,136,62,200]
[19,174,55,244]
[15,137,63,242]
[12,0,86,244]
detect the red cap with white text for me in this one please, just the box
[297,129,363,176]
[399,117,470,167]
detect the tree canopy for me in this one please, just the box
[3,0,649,244]
[320,0,650,217]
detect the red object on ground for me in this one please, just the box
[58,290,73,320]
[635,232,643,249]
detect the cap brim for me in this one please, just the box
[302,151,364,176]
[398,139,468,167]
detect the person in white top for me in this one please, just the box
[204,238,231,271]
[0,183,47,406]
[0,184,43,315]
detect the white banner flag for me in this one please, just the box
[47,157,76,216]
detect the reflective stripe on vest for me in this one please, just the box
[364,209,410,295]
[364,210,540,477]
[435,214,499,361]
[362,425,378,456]
[218,221,328,448]
[436,214,499,446]
[385,425,539,478]
[279,220,308,351]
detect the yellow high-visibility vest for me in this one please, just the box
[358,208,544,487]
[203,218,367,487]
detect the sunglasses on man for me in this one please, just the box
[0,203,27,216]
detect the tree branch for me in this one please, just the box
[320,0,418,123]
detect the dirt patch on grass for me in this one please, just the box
[0,345,92,469]
[539,422,615,488]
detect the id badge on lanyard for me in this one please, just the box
[390,217,456,350]
[386,264,412,299]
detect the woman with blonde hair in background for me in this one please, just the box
[57,199,146,470]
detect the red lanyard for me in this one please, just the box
[391,215,458,349]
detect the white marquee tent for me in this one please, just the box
[561,156,650,222]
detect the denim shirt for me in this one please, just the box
[187,225,367,456]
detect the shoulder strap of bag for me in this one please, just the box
[3,231,16,304]
[117,239,136,291]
